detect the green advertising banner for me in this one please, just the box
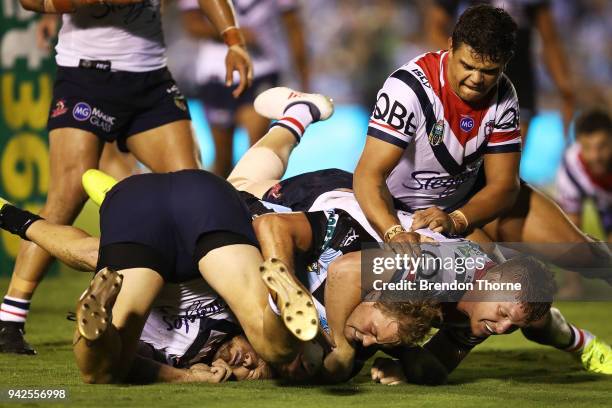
[1,2,54,276]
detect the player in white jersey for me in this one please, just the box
[1,0,253,355]
[180,0,309,176]
[555,109,612,298]
[352,5,611,284]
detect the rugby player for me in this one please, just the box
[351,5,611,281]
[1,0,253,355]
[555,109,612,298]
[180,0,309,176]
[427,0,575,139]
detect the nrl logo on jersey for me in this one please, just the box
[428,119,445,146]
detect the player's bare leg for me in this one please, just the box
[522,307,612,374]
[236,104,270,148]
[483,184,612,281]
[197,244,299,364]
[210,125,236,178]
[126,119,201,171]
[228,87,334,197]
[253,213,319,341]
[1,129,102,355]
[99,142,139,180]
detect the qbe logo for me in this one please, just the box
[73,102,92,121]
[460,116,474,132]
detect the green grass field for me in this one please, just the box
[0,202,611,407]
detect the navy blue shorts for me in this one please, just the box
[262,168,354,211]
[198,73,279,127]
[97,170,258,283]
[47,66,191,152]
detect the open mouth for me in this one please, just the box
[484,322,495,335]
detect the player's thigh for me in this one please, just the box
[496,184,587,243]
[45,128,103,220]
[126,119,200,172]
[198,244,268,335]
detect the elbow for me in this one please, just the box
[252,214,290,240]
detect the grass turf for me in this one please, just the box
[1,202,611,407]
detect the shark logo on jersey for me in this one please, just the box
[340,228,358,247]
[429,119,445,146]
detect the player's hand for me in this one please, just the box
[411,207,454,234]
[225,44,253,98]
[36,14,59,51]
[388,230,422,259]
[370,358,406,385]
[189,361,231,383]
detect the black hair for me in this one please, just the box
[452,4,517,64]
[576,109,612,138]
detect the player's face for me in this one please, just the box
[447,43,505,104]
[344,302,401,348]
[214,335,273,380]
[577,130,612,176]
[467,301,529,338]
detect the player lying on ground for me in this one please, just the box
[0,167,320,384]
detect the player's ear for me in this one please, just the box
[447,37,453,51]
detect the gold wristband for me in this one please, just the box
[383,224,405,243]
[449,210,469,234]
[221,26,245,47]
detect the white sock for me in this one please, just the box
[0,295,30,324]
[565,324,595,353]
[271,103,315,141]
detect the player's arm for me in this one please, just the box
[197,0,253,97]
[373,327,478,386]
[354,137,403,238]
[533,3,574,134]
[182,9,220,40]
[19,0,141,14]
[456,151,521,228]
[354,73,424,245]
[252,212,314,271]
[0,203,99,271]
[354,138,421,245]
[321,251,362,383]
[280,6,309,90]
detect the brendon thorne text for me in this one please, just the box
[371,279,522,292]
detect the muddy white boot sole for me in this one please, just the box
[76,267,123,341]
[260,258,319,341]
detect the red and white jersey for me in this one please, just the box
[556,143,612,215]
[368,51,521,211]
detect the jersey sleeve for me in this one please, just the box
[367,68,425,149]
[177,0,200,12]
[555,153,585,214]
[486,76,522,154]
